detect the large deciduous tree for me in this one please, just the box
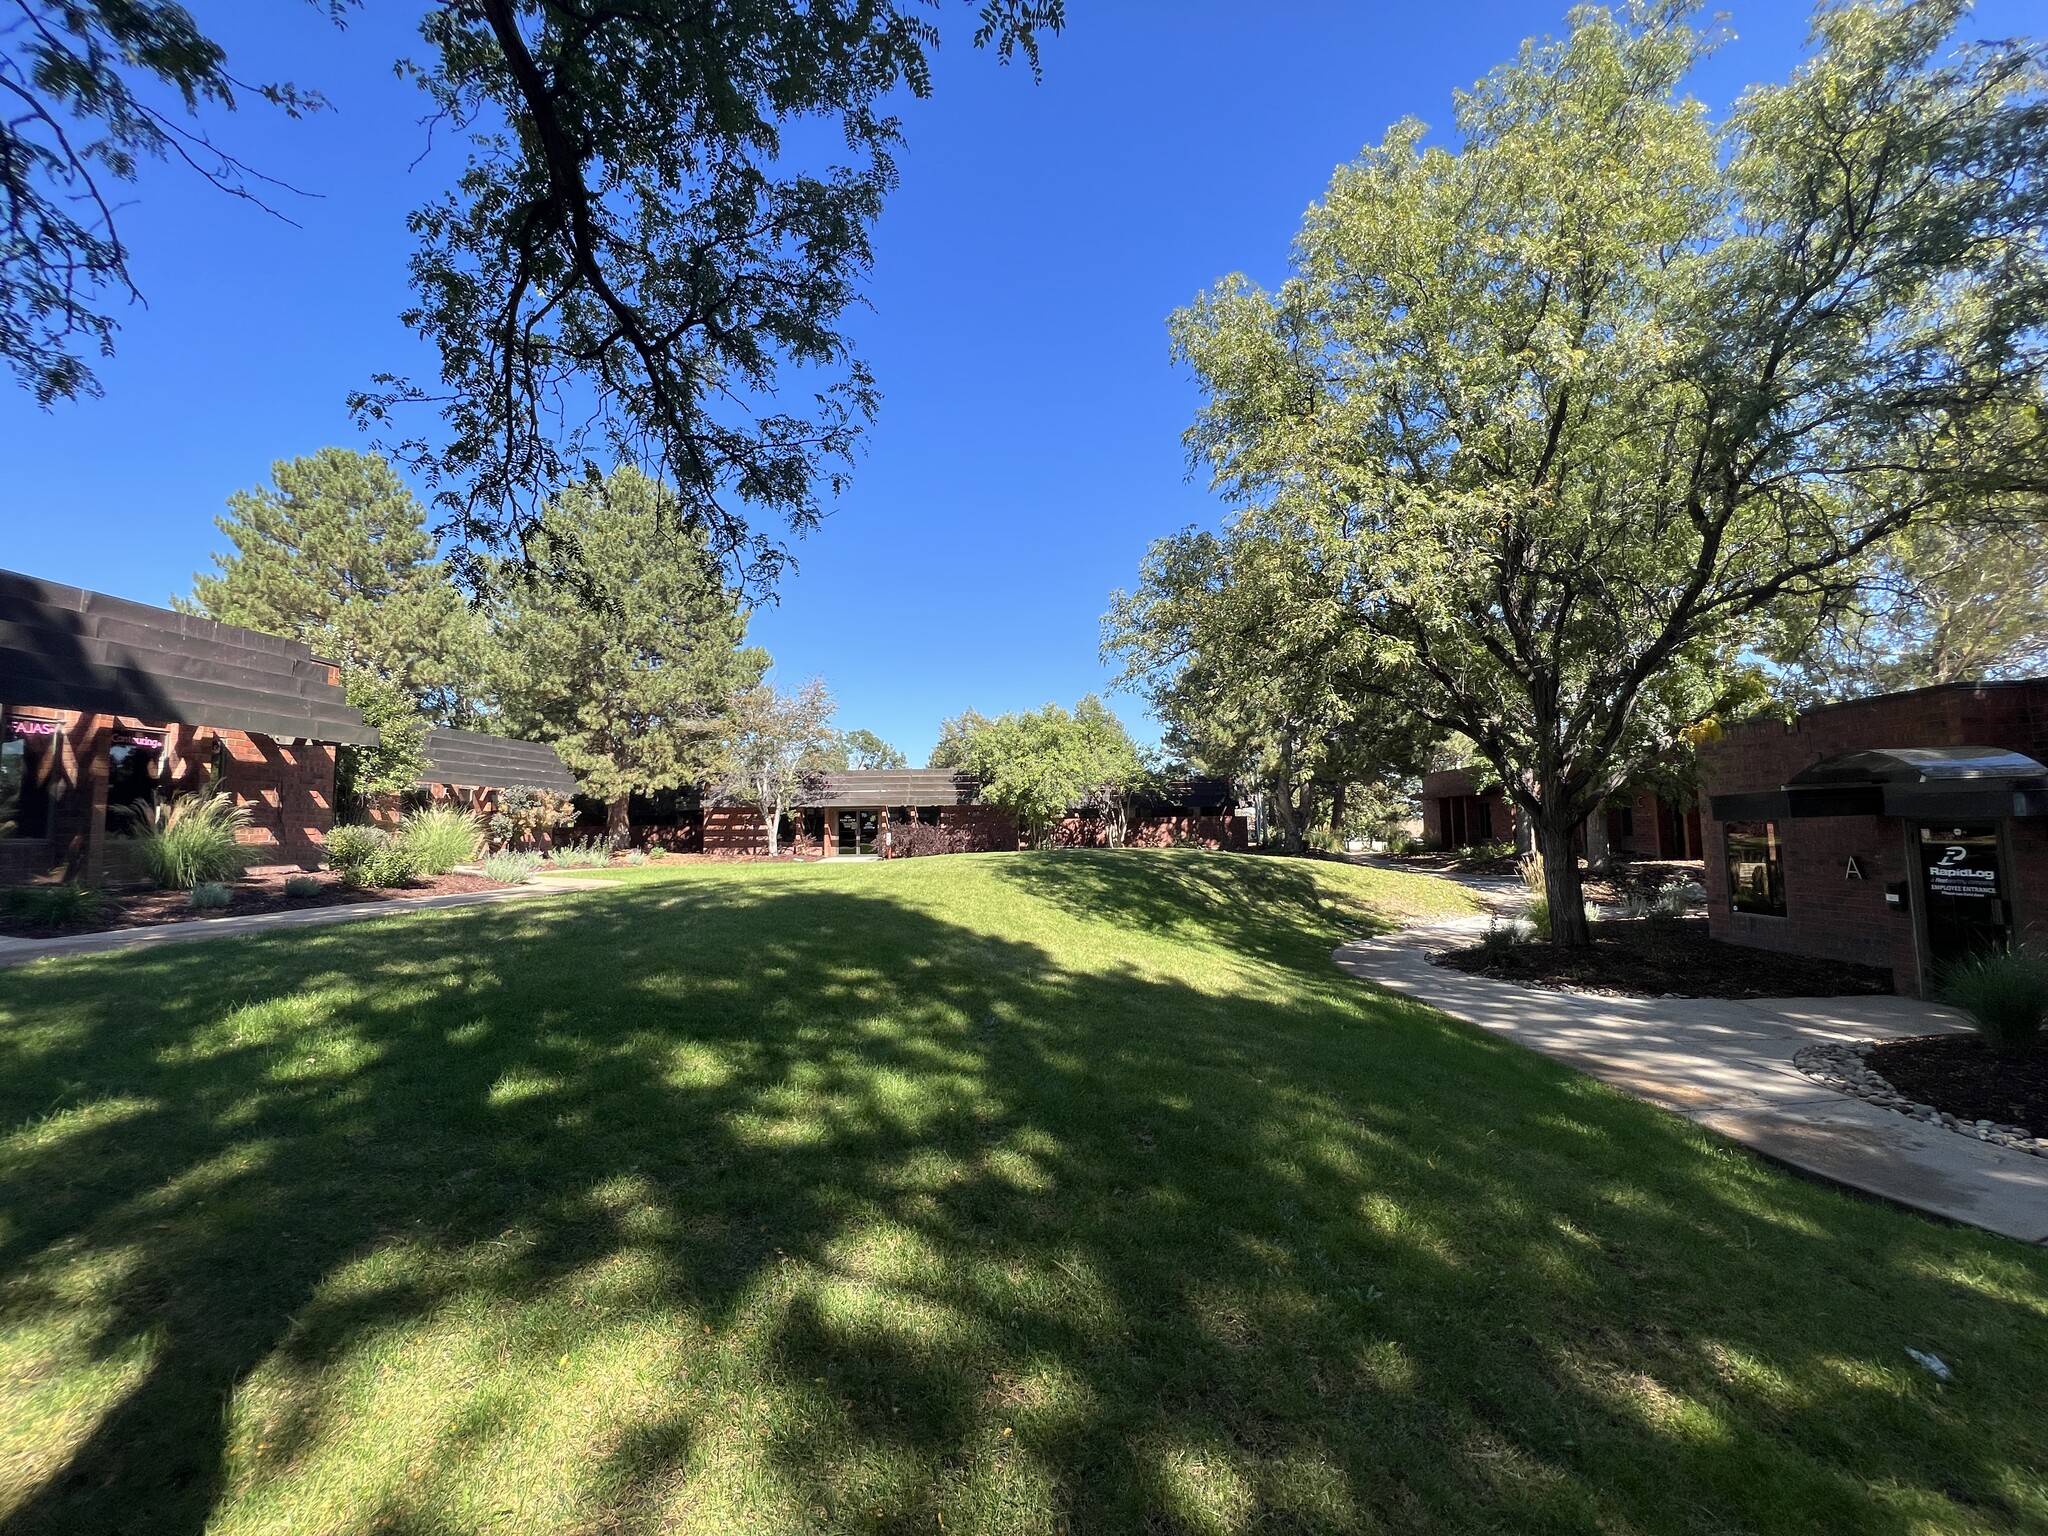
[183,447,483,724]
[711,678,837,857]
[7,0,1065,586]
[487,468,764,839]
[1172,0,2048,945]
[1768,493,2048,705]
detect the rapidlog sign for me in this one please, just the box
[1924,839,2000,899]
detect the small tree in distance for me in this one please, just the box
[948,697,1149,849]
[713,680,838,857]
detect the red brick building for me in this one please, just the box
[1422,766,1699,860]
[1700,680,2048,996]
[701,771,1246,858]
[0,569,377,884]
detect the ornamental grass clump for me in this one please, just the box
[1937,946,2048,1059]
[547,839,614,870]
[1,883,104,927]
[125,787,250,889]
[397,806,484,875]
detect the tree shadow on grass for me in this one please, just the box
[0,871,2044,1533]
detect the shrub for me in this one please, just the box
[188,882,234,910]
[1937,946,2048,1059]
[487,786,578,850]
[364,844,422,889]
[622,849,649,866]
[325,826,420,889]
[1650,879,1693,920]
[547,839,614,870]
[326,824,386,888]
[2,883,105,927]
[398,806,484,875]
[481,851,545,884]
[887,820,969,858]
[282,875,324,899]
[124,787,250,889]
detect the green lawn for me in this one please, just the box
[2,851,2043,1534]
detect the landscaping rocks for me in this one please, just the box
[1793,1040,2048,1157]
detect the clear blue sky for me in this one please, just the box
[2,1,2030,762]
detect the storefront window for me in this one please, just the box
[1,717,58,839]
[106,729,166,827]
[1725,820,1785,916]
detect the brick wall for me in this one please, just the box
[1699,679,2048,996]
[182,727,336,868]
[1049,813,1247,851]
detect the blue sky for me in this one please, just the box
[3,0,2031,762]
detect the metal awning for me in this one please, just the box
[0,568,378,745]
[1710,746,2048,822]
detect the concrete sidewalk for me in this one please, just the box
[0,879,589,969]
[1335,921,2048,1244]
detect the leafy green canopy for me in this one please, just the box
[182,448,483,725]
[1171,0,2048,943]
[3,0,1065,589]
[487,468,765,828]
[1104,525,1436,852]
[1767,488,2048,705]
[944,697,1148,845]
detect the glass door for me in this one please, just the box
[1917,824,2008,966]
[836,809,879,856]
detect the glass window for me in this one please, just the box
[1725,820,1786,916]
[916,806,942,827]
[2,717,58,839]
[106,729,166,827]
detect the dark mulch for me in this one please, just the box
[1432,915,1895,999]
[0,869,506,938]
[1865,1034,2048,1138]
[1580,859,1706,906]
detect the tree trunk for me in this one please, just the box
[763,805,781,858]
[1583,804,1609,871]
[1271,743,1305,853]
[607,793,632,845]
[1329,781,1347,837]
[1535,812,1591,948]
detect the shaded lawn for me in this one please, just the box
[0,850,2042,1534]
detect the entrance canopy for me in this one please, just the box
[1711,746,2048,822]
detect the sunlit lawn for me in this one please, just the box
[2,850,2044,1534]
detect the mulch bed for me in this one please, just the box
[1865,1034,2048,1140]
[0,868,506,939]
[1580,859,1706,906]
[1432,915,1895,999]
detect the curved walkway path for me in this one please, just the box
[0,878,590,969]
[1335,915,2048,1245]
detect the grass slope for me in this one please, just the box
[0,851,2042,1534]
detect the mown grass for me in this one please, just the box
[0,850,2043,1534]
